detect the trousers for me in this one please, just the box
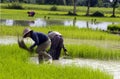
[49,35,63,60]
[36,39,52,63]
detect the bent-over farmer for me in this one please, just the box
[23,28,52,63]
[48,31,68,60]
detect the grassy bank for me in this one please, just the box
[0,45,113,79]
[0,25,120,41]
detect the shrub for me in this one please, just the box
[118,6,120,11]
[67,11,77,15]
[91,11,104,17]
[6,2,23,9]
[107,24,120,32]
[50,5,57,11]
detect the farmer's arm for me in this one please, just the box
[63,44,69,55]
[30,43,36,49]
[29,33,39,50]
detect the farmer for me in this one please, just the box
[48,31,68,60]
[27,11,35,17]
[23,28,52,63]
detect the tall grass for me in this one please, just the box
[66,44,120,60]
[0,25,120,41]
[0,45,113,79]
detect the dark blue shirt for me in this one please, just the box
[30,31,48,49]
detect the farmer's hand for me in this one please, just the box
[64,49,69,56]
[64,48,67,52]
[65,52,69,56]
[28,48,34,52]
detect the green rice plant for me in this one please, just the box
[1,3,120,14]
[0,7,120,21]
[66,44,120,60]
[0,44,113,79]
[1,25,120,41]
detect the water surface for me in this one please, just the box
[30,57,120,79]
[1,18,120,30]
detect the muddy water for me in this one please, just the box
[0,36,33,45]
[30,57,120,79]
[0,36,120,50]
[0,36,17,44]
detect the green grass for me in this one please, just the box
[1,25,120,41]
[66,44,120,60]
[1,3,120,14]
[0,44,113,79]
[0,3,120,22]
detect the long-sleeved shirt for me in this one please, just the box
[30,31,48,49]
[48,31,67,52]
[48,31,62,39]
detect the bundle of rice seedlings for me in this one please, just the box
[17,36,28,50]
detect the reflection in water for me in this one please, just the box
[0,18,120,30]
[14,20,30,26]
[6,20,14,26]
[30,19,46,27]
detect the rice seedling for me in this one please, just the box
[1,3,120,14]
[0,25,120,41]
[65,44,120,60]
[0,44,113,79]
[0,8,120,21]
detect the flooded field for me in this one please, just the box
[1,36,120,79]
[1,36,120,50]
[0,36,17,44]
[30,57,120,79]
[1,18,120,30]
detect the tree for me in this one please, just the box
[63,0,66,5]
[97,0,103,7]
[86,0,91,16]
[66,0,73,5]
[90,0,98,7]
[41,0,45,4]
[111,0,118,17]
[73,0,77,15]
[0,0,3,3]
